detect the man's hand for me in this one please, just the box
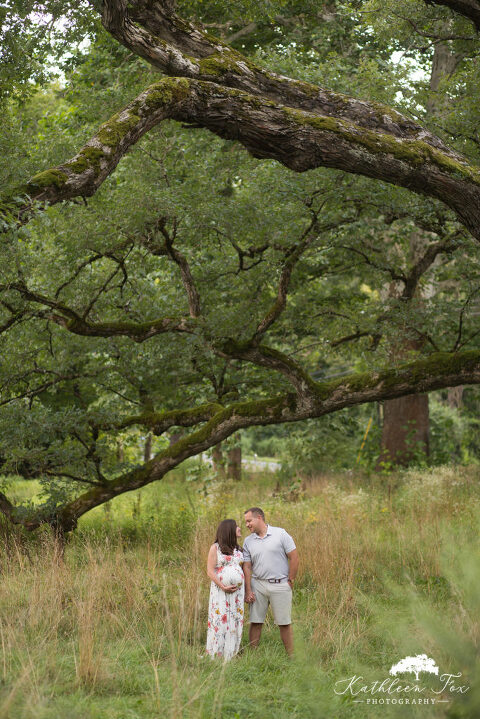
[245,590,256,603]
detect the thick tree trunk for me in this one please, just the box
[378,40,460,469]
[378,394,430,467]
[116,440,124,463]
[377,267,432,467]
[447,385,464,408]
[426,38,463,117]
[212,443,226,477]
[227,446,242,481]
[144,432,153,463]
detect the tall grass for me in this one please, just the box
[0,465,478,718]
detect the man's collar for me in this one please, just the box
[254,524,271,538]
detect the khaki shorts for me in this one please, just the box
[249,578,292,625]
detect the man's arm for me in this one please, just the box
[287,549,299,588]
[243,560,256,603]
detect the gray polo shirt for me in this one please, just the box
[242,525,296,580]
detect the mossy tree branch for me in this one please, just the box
[54,348,480,532]
[3,1,480,239]
[422,0,480,30]
[100,0,467,151]
[4,348,480,533]
[7,77,480,241]
[219,340,319,397]
[3,281,197,341]
[110,402,223,434]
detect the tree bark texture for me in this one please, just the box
[1,348,479,533]
[379,38,460,467]
[227,446,242,481]
[424,0,480,30]
[447,385,464,408]
[3,0,480,241]
[212,443,226,478]
[378,395,430,467]
[144,432,153,463]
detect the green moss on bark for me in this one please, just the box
[199,50,258,78]
[65,146,106,174]
[65,316,194,337]
[369,100,411,125]
[144,78,191,109]
[234,396,289,419]
[312,350,480,401]
[257,346,318,389]
[283,107,480,185]
[96,113,141,149]
[27,169,68,191]
[160,409,231,460]
[119,402,223,432]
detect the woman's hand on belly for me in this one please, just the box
[220,584,238,593]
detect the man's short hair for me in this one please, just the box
[244,507,265,520]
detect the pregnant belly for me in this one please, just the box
[218,565,244,588]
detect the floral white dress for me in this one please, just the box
[206,543,244,660]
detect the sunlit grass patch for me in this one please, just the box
[0,466,479,717]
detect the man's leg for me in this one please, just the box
[248,579,268,648]
[270,583,294,656]
[249,622,263,648]
[278,624,294,656]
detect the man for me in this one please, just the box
[243,507,299,656]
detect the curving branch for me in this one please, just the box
[99,0,466,151]
[0,372,87,407]
[250,204,348,342]
[423,0,480,30]
[13,79,191,209]
[142,216,202,318]
[3,281,196,341]
[6,76,478,242]
[340,236,457,300]
[0,309,25,334]
[3,2,480,535]
[112,401,223,434]
[2,0,478,241]
[54,242,133,300]
[51,347,480,532]
[0,492,40,530]
[401,238,457,299]
[5,346,480,533]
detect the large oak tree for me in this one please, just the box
[1,0,480,534]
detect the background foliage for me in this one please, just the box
[2,0,480,509]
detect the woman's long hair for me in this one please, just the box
[215,519,240,555]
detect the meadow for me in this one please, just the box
[0,464,479,719]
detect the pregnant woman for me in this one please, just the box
[206,519,244,660]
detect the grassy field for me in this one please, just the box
[0,465,479,718]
